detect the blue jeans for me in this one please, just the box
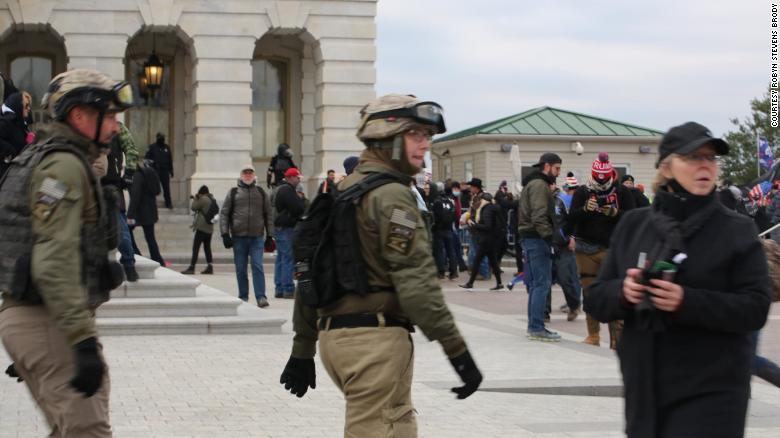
[522,238,552,332]
[433,230,458,275]
[274,227,295,296]
[233,236,266,301]
[751,330,780,386]
[117,212,135,267]
[554,248,581,310]
[465,232,490,278]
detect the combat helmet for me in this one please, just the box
[41,69,134,120]
[356,94,446,160]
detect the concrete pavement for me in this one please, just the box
[1,269,779,437]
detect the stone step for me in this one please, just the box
[112,269,200,299]
[97,286,239,318]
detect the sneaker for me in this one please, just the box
[180,266,195,275]
[490,284,504,291]
[458,283,474,290]
[448,273,459,280]
[200,264,213,275]
[257,297,269,308]
[123,265,139,282]
[506,283,514,291]
[527,329,561,342]
[567,309,579,322]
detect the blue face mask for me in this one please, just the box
[452,191,461,197]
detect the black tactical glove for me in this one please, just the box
[449,350,483,399]
[5,363,23,382]
[69,337,105,397]
[222,233,233,249]
[122,168,135,190]
[280,357,316,398]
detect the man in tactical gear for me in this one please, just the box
[0,69,133,436]
[280,94,483,437]
[267,142,296,188]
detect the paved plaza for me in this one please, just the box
[2,269,779,437]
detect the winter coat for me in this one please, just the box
[219,180,272,238]
[628,186,650,208]
[0,92,29,177]
[585,188,771,438]
[127,165,161,226]
[470,200,504,245]
[190,193,215,234]
[517,170,555,240]
[551,190,573,249]
[145,141,173,177]
[568,183,636,248]
[274,181,305,228]
[431,195,457,233]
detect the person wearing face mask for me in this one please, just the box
[281,94,482,437]
[585,122,771,438]
[219,165,273,307]
[267,143,297,188]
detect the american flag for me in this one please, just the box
[749,181,774,206]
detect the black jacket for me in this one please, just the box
[274,182,305,228]
[569,183,636,247]
[551,190,572,249]
[127,165,161,226]
[0,92,28,177]
[431,195,456,233]
[145,141,173,177]
[627,186,650,208]
[585,189,771,438]
[268,155,296,187]
[470,201,504,245]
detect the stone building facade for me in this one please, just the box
[0,0,376,204]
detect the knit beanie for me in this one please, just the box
[343,156,359,175]
[565,172,578,188]
[591,152,613,182]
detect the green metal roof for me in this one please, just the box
[435,106,664,143]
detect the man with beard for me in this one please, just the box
[518,152,562,341]
[569,152,636,348]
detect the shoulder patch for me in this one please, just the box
[387,208,417,254]
[37,177,68,205]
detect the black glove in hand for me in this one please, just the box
[280,357,316,398]
[69,337,105,397]
[5,363,23,382]
[449,350,483,399]
[222,233,233,249]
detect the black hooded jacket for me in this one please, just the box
[569,182,636,247]
[145,139,173,177]
[0,92,29,176]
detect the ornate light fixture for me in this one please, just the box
[143,33,163,91]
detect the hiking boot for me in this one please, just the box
[490,284,504,291]
[181,266,195,275]
[459,283,474,290]
[567,308,579,322]
[527,329,561,342]
[200,264,213,275]
[257,297,269,308]
[582,334,600,346]
[448,272,459,280]
[123,265,139,282]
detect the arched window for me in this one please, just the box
[251,58,288,158]
[10,56,53,124]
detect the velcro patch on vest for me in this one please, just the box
[387,208,417,254]
[38,177,68,204]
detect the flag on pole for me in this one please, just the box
[759,136,774,171]
[749,180,774,206]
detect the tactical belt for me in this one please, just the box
[318,313,414,332]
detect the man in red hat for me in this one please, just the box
[569,152,636,348]
[274,167,305,298]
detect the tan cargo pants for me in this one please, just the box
[319,325,416,438]
[576,250,623,349]
[0,305,112,437]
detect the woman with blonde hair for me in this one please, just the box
[585,122,771,438]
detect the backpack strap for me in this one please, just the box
[337,172,404,204]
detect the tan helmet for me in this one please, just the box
[356,94,446,142]
[41,69,133,120]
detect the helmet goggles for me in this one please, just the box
[367,101,446,134]
[53,81,134,119]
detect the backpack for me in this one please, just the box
[203,196,219,224]
[294,172,403,309]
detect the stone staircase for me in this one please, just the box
[97,255,285,335]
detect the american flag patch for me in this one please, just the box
[39,177,68,200]
[390,209,416,228]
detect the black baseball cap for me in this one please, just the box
[532,152,562,168]
[656,122,729,167]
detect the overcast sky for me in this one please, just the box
[376,0,767,138]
